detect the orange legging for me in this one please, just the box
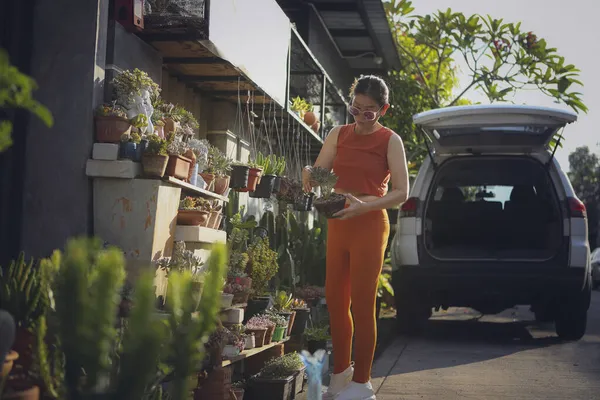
[325,208,390,383]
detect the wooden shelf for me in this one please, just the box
[221,338,290,367]
[164,176,229,202]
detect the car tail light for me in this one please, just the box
[567,197,586,218]
[400,197,419,218]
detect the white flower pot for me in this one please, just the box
[223,344,240,358]
[221,292,234,308]
[221,307,244,324]
[245,334,255,349]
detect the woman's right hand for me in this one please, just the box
[302,165,313,192]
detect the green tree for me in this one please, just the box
[568,146,600,247]
[382,0,587,170]
[0,49,53,152]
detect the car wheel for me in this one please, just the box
[394,279,431,336]
[555,277,591,341]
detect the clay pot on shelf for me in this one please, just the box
[311,121,321,133]
[177,210,210,226]
[303,111,317,126]
[95,116,132,143]
[238,167,263,193]
[142,154,169,178]
[153,124,165,138]
[200,172,216,191]
[165,155,192,180]
[213,175,230,195]
[163,118,180,135]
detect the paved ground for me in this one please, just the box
[370,290,600,399]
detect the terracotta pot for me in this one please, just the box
[287,310,296,337]
[237,168,263,192]
[264,324,275,345]
[1,350,18,378]
[165,155,192,180]
[245,328,267,348]
[3,385,40,400]
[213,214,223,230]
[153,124,165,138]
[311,121,321,133]
[142,154,169,178]
[303,111,317,126]
[177,210,210,226]
[95,116,132,143]
[163,118,180,134]
[200,173,216,191]
[183,149,197,181]
[213,175,230,195]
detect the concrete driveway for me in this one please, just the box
[371,291,600,399]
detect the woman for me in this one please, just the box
[302,75,409,400]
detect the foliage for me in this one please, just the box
[288,214,327,287]
[290,96,312,113]
[304,325,330,342]
[156,241,206,278]
[245,315,274,330]
[204,144,232,176]
[0,49,54,152]
[568,146,600,247]
[166,138,189,156]
[130,113,148,130]
[382,0,587,169]
[145,134,168,156]
[112,68,160,107]
[258,352,304,379]
[120,132,141,144]
[223,275,252,295]
[96,102,128,118]
[273,290,293,312]
[187,138,210,168]
[179,196,210,211]
[0,253,47,329]
[291,298,308,309]
[247,237,279,296]
[173,105,199,130]
[265,311,288,328]
[310,167,338,200]
[377,272,394,298]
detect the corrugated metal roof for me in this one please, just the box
[319,11,365,30]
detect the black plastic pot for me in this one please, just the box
[307,339,328,354]
[244,296,271,323]
[246,375,294,400]
[293,192,314,212]
[231,164,250,189]
[291,308,310,336]
[272,176,282,193]
[120,142,138,160]
[249,174,277,198]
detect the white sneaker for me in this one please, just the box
[336,381,376,400]
[323,363,354,399]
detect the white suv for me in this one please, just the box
[390,104,592,340]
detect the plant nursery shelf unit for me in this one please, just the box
[164,176,229,202]
[135,33,274,105]
[175,225,226,244]
[221,338,290,368]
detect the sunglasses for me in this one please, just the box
[347,104,384,121]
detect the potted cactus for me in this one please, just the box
[142,134,169,177]
[94,102,132,143]
[249,153,277,199]
[311,167,346,218]
[271,156,286,194]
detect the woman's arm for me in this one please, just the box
[334,133,409,219]
[302,126,341,192]
[363,133,410,211]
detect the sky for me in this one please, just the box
[410,0,598,171]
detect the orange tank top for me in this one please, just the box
[332,124,393,197]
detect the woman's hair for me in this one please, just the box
[349,75,389,106]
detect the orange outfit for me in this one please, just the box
[326,123,393,383]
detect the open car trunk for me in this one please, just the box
[423,157,564,260]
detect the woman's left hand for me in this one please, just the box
[333,194,368,220]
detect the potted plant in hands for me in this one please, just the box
[142,134,169,177]
[311,167,346,218]
[94,102,131,143]
[247,352,305,399]
[177,196,211,226]
[249,153,278,199]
